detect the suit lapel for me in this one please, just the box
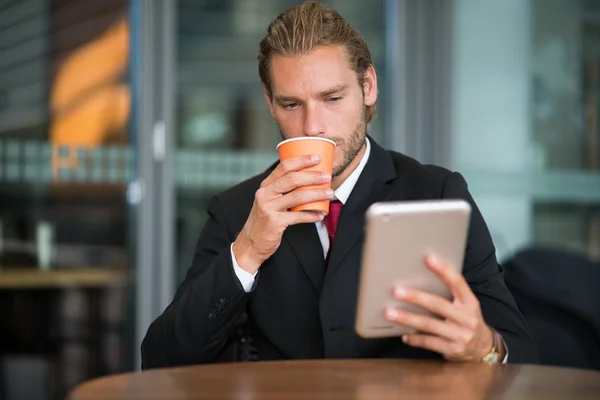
[283,222,326,294]
[324,139,402,285]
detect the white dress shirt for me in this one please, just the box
[231,138,371,292]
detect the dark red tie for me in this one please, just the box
[323,200,343,263]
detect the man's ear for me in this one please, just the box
[263,84,275,119]
[363,65,378,107]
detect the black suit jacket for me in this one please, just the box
[141,139,537,369]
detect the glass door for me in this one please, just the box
[173,0,390,285]
[0,0,137,398]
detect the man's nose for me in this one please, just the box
[304,103,326,137]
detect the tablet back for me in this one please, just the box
[355,200,471,339]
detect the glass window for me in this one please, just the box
[175,0,389,282]
[450,0,600,261]
[0,0,134,397]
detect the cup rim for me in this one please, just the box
[276,137,336,150]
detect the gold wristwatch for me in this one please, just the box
[481,328,501,365]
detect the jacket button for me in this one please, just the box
[219,295,229,306]
[217,303,226,312]
[208,312,216,322]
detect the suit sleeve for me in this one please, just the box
[141,195,252,369]
[442,172,538,364]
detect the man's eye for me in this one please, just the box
[282,103,298,110]
[328,97,342,103]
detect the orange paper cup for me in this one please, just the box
[276,137,336,214]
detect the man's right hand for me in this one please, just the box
[232,154,334,275]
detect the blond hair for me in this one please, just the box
[258,1,376,123]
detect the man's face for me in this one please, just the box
[265,45,378,177]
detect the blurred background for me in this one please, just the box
[0,0,598,398]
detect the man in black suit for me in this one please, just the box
[141,1,537,369]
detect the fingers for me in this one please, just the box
[391,286,478,329]
[261,155,322,188]
[281,210,326,226]
[425,255,477,306]
[384,307,467,341]
[271,171,331,195]
[389,256,490,362]
[275,187,335,212]
[401,334,455,357]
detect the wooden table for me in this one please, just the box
[68,359,600,399]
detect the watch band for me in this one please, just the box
[481,327,500,365]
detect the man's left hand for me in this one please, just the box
[384,255,504,362]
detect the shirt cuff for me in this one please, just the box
[231,244,258,292]
[500,335,509,364]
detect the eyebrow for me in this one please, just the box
[274,84,350,104]
[320,84,350,97]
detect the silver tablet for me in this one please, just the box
[355,199,471,339]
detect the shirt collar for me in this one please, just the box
[333,137,371,205]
